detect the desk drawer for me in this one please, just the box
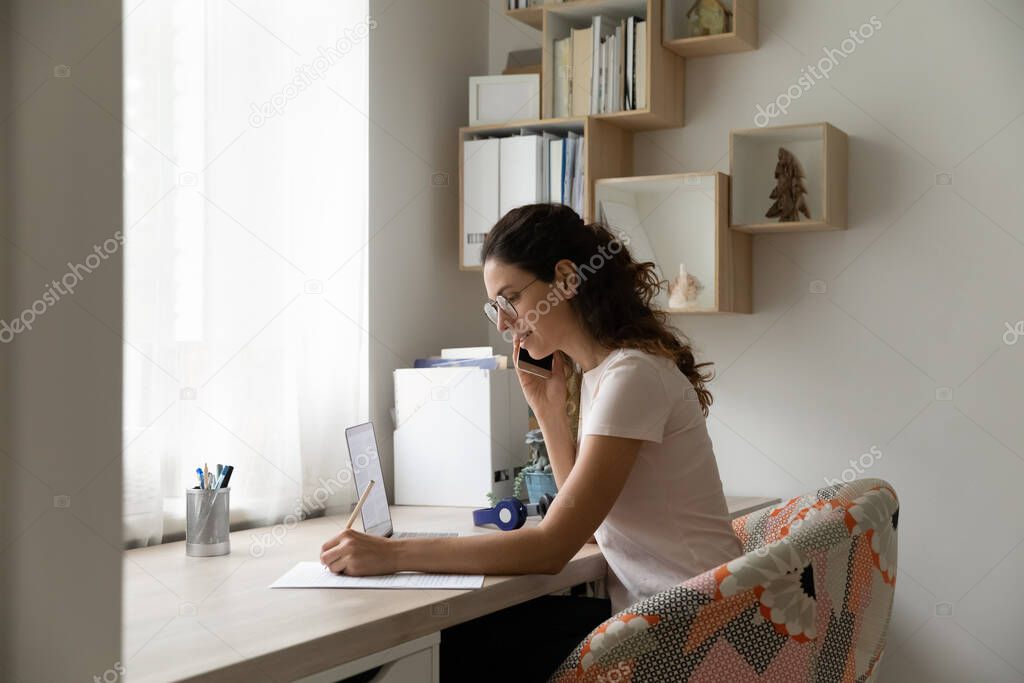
[297,632,439,683]
[350,647,433,683]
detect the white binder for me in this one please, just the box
[462,137,500,268]
[499,134,543,217]
[549,138,565,204]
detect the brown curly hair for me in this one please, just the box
[480,203,714,431]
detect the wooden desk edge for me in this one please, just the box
[127,497,781,682]
[176,553,608,682]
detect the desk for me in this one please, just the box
[123,497,779,682]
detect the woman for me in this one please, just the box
[320,203,741,679]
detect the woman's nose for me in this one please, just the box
[496,309,511,332]
[496,309,519,335]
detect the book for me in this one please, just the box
[603,33,613,113]
[590,15,616,114]
[552,36,572,118]
[570,26,593,116]
[603,35,612,113]
[441,346,493,358]
[636,20,647,110]
[413,356,507,369]
[626,16,635,110]
[563,130,577,206]
[616,20,625,112]
[571,134,585,216]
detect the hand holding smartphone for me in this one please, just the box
[514,340,554,380]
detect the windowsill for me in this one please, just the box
[124,496,345,548]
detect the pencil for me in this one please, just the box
[344,480,376,531]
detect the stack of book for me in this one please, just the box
[463,128,585,268]
[413,346,508,369]
[506,0,567,8]
[552,14,647,118]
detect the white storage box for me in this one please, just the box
[394,367,529,507]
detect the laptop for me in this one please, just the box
[344,421,459,539]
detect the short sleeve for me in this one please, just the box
[582,355,671,443]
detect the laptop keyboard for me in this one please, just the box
[393,531,459,539]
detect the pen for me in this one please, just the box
[219,465,234,489]
[196,467,205,489]
[213,464,228,489]
[345,480,376,530]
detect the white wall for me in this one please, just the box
[0,1,124,680]
[369,0,492,500]
[489,1,1024,680]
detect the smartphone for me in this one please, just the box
[516,345,554,379]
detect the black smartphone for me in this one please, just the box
[516,345,554,379]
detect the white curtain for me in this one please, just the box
[123,0,370,545]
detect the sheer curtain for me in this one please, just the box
[123,1,369,545]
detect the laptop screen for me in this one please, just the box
[344,422,393,536]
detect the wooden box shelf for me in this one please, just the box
[729,121,848,233]
[458,116,633,272]
[506,4,545,30]
[594,172,751,313]
[663,0,758,58]
[506,0,685,131]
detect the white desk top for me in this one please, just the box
[123,497,779,682]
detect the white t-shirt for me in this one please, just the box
[579,347,741,615]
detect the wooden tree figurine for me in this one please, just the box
[766,147,811,222]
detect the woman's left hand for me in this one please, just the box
[320,528,398,575]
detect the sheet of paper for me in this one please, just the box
[269,562,484,590]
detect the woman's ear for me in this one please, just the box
[554,260,578,298]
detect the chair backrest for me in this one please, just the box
[550,478,899,682]
[723,477,899,678]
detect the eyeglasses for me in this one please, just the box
[483,277,540,326]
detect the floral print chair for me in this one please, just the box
[550,478,898,682]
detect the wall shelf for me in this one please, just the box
[458,116,633,271]
[729,121,848,233]
[506,5,545,30]
[663,0,758,58]
[461,0,686,271]
[540,0,685,131]
[507,0,648,31]
[595,172,751,313]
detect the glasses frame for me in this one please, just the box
[483,277,541,326]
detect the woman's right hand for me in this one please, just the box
[513,335,569,422]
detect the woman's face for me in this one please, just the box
[482,259,576,360]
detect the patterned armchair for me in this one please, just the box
[550,478,898,682]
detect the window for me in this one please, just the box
[123,1,370,546]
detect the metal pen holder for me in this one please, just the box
[186,487,231,557]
